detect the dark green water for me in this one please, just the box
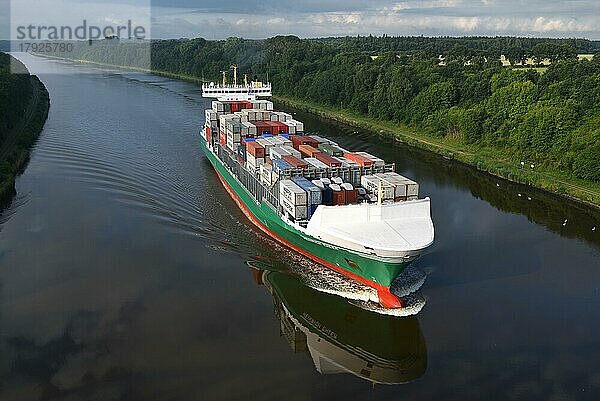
[1,54,599,400]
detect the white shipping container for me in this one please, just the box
[227,132,241,141]
[226,137,235,152]
[205,110,217,121]
[357,151,385,167]
[380,172,419,197]
[212,101,225,112]
[283,121,297,135]
[305,157,329,170]
[288,120,304,132]
[270,146,292,160]
[281,145,301,159]
[312,179,325,190]
[260,165,274,186]
[270,113,279,122]
[256,138,275,154]
[361,175,395,200]
[321,178,332,186]
[280,180,308,206]
[331,177,343,185]
[247,153,265,168]
[281,196,308,220]
[242,121,257,135]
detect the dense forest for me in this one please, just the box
[0,53,33,140]
[47,36,600,184]
[0,52,50,205]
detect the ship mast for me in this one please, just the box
[244,73,248,87]
[231,64,238,86]
[221,70,227,87]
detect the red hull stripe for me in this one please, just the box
[212,166,403,309]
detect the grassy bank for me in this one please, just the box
[0,75,50,208]
[274,95,600,209]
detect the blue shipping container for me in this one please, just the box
[322,187,334,205]
[261,133,273,138]
[272,159,292,174]
[292,176,323,205]
[237,144,247,161]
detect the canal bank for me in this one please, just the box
[273,95,600,210]
[0,54,50,207]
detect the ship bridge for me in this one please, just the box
[202,65,272,101]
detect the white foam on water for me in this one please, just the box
[351,292,427,317]
[390,265,427,297]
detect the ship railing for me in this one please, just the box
[216,144,280,212]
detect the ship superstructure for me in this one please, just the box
[200,68,434,309]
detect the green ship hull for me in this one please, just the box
[201,138,409,308]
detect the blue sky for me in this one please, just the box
[3,0,600,40]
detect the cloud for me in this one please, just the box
[3,0,600,39]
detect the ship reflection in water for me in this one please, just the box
[253,267,427,385]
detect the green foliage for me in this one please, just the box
[0,53,33,142]
[41,36,600,183]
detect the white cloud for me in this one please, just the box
[146,1,600,39]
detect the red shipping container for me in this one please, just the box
[344,152,374,167]
[273,122,289,134]
[290,135,320,150]
[251,121,272,135]
[332,188,346,205]
[299,145,321,158]
[265,121,280,134]
[282,155,309,169]
[219,131,227,146]
[344,189,358,204]
[246,141,266,158]
[242,101,253,110]
[315,152,342,167]
[205,126,211,142]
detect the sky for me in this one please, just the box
[2,0,600,40]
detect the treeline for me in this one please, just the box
[46,36,600,182]
[0,53,33,142]
[0,52,50,206]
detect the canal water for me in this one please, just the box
[1,53,599,400]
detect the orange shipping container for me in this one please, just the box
[299,145,321,158]
[315,152,342,167]
[291,135,320,150]
[246,141,266,158]
[282,155,309,169]
[344,152,374,167]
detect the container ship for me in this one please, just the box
[200,69,434,309]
